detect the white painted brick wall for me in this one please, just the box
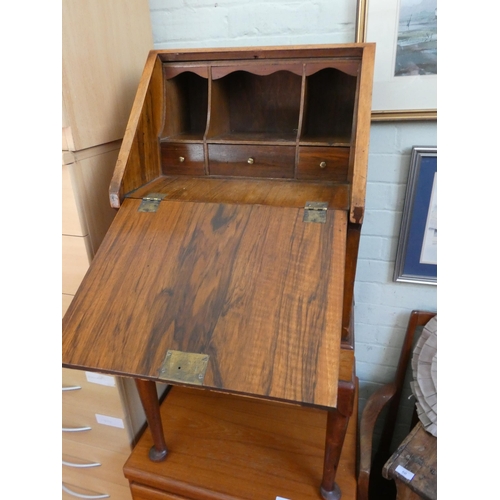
[355,121,437,446]
[149,0,356,48]
[148,0,437,446]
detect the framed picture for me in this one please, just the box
[394,147,437,285]
[356,0,437,121]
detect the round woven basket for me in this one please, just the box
[410,315,437,436]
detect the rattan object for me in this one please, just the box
[410,316,437,436]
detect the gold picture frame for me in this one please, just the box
[356,0,437,121]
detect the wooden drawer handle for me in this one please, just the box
[62,386,81,392]
[62,426,92,432]
[319,161,327,169]
[247,157,254,164]
[62,459,101,469]
[179,156,185,162]
[62,483,109,499]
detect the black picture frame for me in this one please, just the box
[394,147,437,285]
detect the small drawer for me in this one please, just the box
[208,144,295,178]
[62,369,125,418]
[63,439,130,487]
[161,143,205,175]
[297,146,349,181]
[62,367,118,392]
[62,402,131,455]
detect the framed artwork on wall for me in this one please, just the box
[356,0,437,121]
[394,146,437,285]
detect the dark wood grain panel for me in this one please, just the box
[110,54,164,208]
[349,43,375,224]
[62,198,346,407]
[208,144,295,178]
[161,143,205,175]
[297,146,350,181]
[127,176,350,210]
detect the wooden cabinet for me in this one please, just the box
[63,45,375,500]
[62,2,154,498]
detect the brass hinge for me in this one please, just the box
[158,350,209,385]
[303,201,328,223]
[138,193,166,212]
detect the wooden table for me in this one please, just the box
[124,382,359,499]
[383,423,437,500]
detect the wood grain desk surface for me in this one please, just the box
[63,183,347,409]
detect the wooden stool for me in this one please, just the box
[124,382,359,500]
[382,423,437,500]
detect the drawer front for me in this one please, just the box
[62,369,126,418]
[297,146,349,181]
[63,439,130,487]
[161,143,205,176]
[131,483,188,500]
[62,234,91,295]
[62,164,87,236]
[208,144,295,178]
[62,478,131,500]
[62,404,131,454]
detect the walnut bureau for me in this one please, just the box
[62,44,375,500]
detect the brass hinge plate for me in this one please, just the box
[303,201,328,223]
[158,350,209,385]
[138,193,167,212]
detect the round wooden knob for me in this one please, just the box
[319,161,327,169]
[247,157,255,164]
[179,156,185,162]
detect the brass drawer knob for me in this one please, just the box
[247,157,254,164]
[179,156,185,162]
[319,161,327,169]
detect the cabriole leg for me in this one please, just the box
[135,378,168,461]
[320,380,356,500]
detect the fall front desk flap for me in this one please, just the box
[62,196,347,408]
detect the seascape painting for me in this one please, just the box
[395,0,437,76]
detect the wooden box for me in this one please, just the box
[62,45,375,500]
